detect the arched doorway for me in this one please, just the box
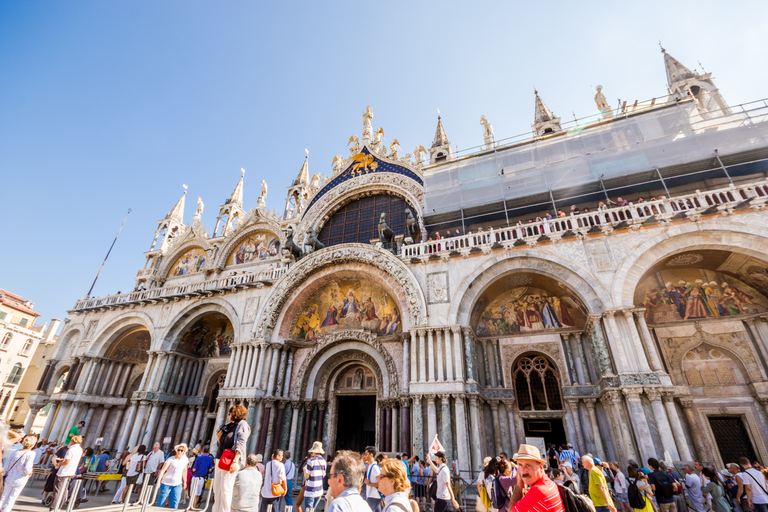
[512,353,567,448]
[332,363,378,452]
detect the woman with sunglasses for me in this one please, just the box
[378,459,419,512]
[156,443,189,509]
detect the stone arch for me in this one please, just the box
[511,352,565,411]
[613,225,768,308]
[213,221,284,270]
[51,327,83,361]
[254,245,426,341]
[680,343,751,388]
[294,330,399,400]
[159,299,241,353]
[88,312,154,358]
[47,364,71,396]
[296,173,426,241]
[157,239,212,279]
[202,370,227,412]
[450,251,612,327]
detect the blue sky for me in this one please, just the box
[1,1,767,329]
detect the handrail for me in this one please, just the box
[402,178,768,259]
[72,266,287,311]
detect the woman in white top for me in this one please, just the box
[156,443,189,509]
[426,451,460,512]
[0,435,37,512]
[476,457,498,512]
[379,459,419,512]
[122,444,147,503]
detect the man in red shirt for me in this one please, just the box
[509,444,565,512]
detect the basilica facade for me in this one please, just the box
[30,48,768,476]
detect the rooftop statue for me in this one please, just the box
[378,212,394,244]
[283,225,303,261]
[258,179,268,209]
[362,105,374,143]
[413,145,428,172]
[480,115,494,149]
[303,227,325,255]
[347,135,360,156]
[332,155,345,175]
[389,138,400,159]
[405,207,419,241]
[594,85,614,119]
[371,127,384,153]
[193,195,204,225]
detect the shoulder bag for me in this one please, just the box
[270,461,287,496]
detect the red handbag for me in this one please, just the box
[218,449,235,471]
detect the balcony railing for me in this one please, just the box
[401,179,768,259]
[72,266,287,311]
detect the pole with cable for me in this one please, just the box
[86,209,131,298]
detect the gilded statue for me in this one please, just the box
[413,145,428,171]
[347,135,360,156]
[331,155,345,175]
[389,138,400,159]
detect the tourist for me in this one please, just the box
[627,466,654,512]
[284,450,296,511]
[552,469,577,492]
[232,454,264,512]
[303,442,327,512]
[561,461,580,494]
[214,404,251,512]
[507,444,563,512]
[739,456,768,512]
[425,450,460,512]
[190,445,214,508]
[260,450,287,512]
[451,460,461,504]
[477,457,497,512]
[559,443,579,468]
[647,458,675,512]
[495,459,517,512]
[0,434,37,512]
[156,443,189,509]
[701,468,731,512]
[80,447,96,474]
[51,434,83,511]
[400,453,412,485]
[123,444,147,503]
[547,445,560,470]
[683,464,705,512]
[420,460,430,499]
[363,446,383,512]
[410,456,421,497]
[325,450,371,512]
[583,455,616,512]
[66,421,85,444]
[145,442,166,485]
[378,458,413,512]
[609,462,630,512]
[256,454,265,476]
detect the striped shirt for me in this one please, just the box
[304,455,327,498]
[510,475,564,512]
[558,449,579,467]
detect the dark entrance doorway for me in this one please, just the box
[709,416,758,464]
[523,418,567,448]
[336,395,376,452]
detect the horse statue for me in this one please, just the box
[303,227,325,255]
[378,212,394,244]
[283,226,304,261]
[405,207,420,240]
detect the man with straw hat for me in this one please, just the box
[509,444,564,512]
[303,441,327,512]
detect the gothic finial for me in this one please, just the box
[659,41,665,53]
[183,184,188,194]
[240,168,245,177]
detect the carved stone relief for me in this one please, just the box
[427,271,450,304]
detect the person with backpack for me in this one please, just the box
[583,455,616,512]
[477,457,498,512]
[646,458,675,512]
[627,465,654,512]
[426,450,460,512]
[364,446,384,512]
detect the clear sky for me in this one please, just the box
[2,1,767,330]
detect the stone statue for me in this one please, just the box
[283,226,303,261]
[362,105,374,143]
[480,115,494,149]
[405,207,420,240]
[389,139,400,159]
[378,212,394,244]
[594,85,614,119]
[257,179,268,209]
[193,195,204,224]
[371,127,384,152]
[332,155,345,175]
[303,227,325,255]
[347,135,360,156]
[413,145,428,171]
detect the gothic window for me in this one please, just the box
[20,339,32,356]
[317,194,409,247]
[7,363,24,385]
[513,354,563,411]
[0,333,11,349]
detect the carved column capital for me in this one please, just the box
[564,398,580,410]
[277,400,287,410]
[600,390,622,406]
[488,400,500,411]
[263,398,275,408]
[317,400,328,411]
[468,394,481,407]
[291,401,301,410]
[622,388,643,401]
[582,397,597,408]
[645,388,662,401]
[450,326,461,334]
[678,397,694,409]
[399,396,411,408]
[424,393,436,402]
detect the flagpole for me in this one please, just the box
[86,209,131,298]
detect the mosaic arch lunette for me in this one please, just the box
[213,221,284,269]
[88,312,154,359]
[158,299,241,352]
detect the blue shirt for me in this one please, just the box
[192,454,215,478]
[94,453,110,472]
[327,487,372,512]
[305,455,327,498]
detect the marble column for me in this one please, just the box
[463,329,477,383]
[288,401,300,455]
[603,312,630,373]
[272,402,286,454]
[409,331,418,384]
[75,358,93,393]
[173,359,190,395]
[115,401,138,451]
[266,348,281,396]
[417,331,427,383]
[634,312,663,372]
[391,403,399,452]
[148,353,168,391]
[282,351,295,397]
[644,389,680,460]
[502,399,519,452]
[621,310,652,372]
[190,406,204,448]
[443,329,454,381]
[426,395,437,448]
[106,363,122,396]
[128,400,151,448]
[453,397,470,474]
[210,400,228,455]
[154,405,171,446]
[584,398,607,459]
[412,396,423,458]
[400,397,411,453]
[660,393,692,461]
[117,364,133,396]
[262,400,276,455]
[489,400,503,455]
[250,401,263,452]
[384,403,392,452]
[165,406,181,446]
[600,391,633,464]
[182,407,196,445]
[622,389,655,464]
[248,346,261,388]
[468,395,484,476]
[679,398,708,461]
[254,346,268,390]
[486,340,498,387]
[93,405,112,442]
[162,356,178,393]
[275,350,288,397]
[84,360,103,395]
[435,330,444,382]
[565,399,585,454]
[427,330,436,382]
[104,406,126,450]
[300,401,312,456]
[569,334,587,384]
[40,402,60,440]
[138,354,156,391]
[81,404,97,439]
[24,406,42,434]
[439,395,452,459]
[587,317,614,378]
[225,348,239,388]
[452,328,464,381]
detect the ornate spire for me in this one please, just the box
[431,115,450,149]
[661,47,696,87]
[532,89,561,137]
[166,187,186,223]
[295,154,309,185]
[225,170,244,207]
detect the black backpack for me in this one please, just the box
[557,483,597,512]
[428,466,447,501]
[653,471,675,500]
[491,475,510,510]
[627,478,646,509]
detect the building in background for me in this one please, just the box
[0,289,59,431]
[28,48,768,472]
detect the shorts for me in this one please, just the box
[191,476,206,496]
[126,474,140,486]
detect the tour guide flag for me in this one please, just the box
[429,435,445,455]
